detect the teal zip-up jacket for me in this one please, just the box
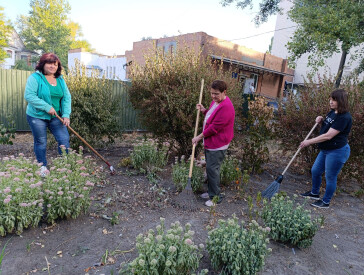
[24,71,71,120]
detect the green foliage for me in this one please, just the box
[130,140,168,182]
[220,155,242,186]
[128,46,242,157]
[172,157,204,192]
[13,59,34,71]
[68,21,93,52]
[261,195,319,248]
[0,116,16,145]
[207,215,271,275]
[17,0,72,67]
[0,7,12,64]
[0,148,98,235]
[64,63,121,149]
[0,237,11,274]
[287,0,364,84]
[120,218,206,275]
[237,96,274,174]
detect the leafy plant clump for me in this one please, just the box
[220,155,242,186]
[0,116,16,145]
[172,157,204,192]
[261,194,320,248]
[0,148,98,235]
[120,218,207,275]
[207,215,271,275]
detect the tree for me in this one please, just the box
[17,0,72,67]
[68,21,93,52]
[221,0,281,25]
[287,0,364,87]
[0,7,12,64]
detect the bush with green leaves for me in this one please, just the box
[172,157,204,192]
[220,155,242,186]
[261,194,319,248]
[207,215,271,275]
[128,47,242,157]
[130,140,168,182]
[0,148,98,235]
[120,218,207,275]
[64,62,122,149]
[0,116,16,145]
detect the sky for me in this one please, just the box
[1,0,278,56]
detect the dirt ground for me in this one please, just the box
[1,133,364,275]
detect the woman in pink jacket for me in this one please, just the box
[192,80,235,206]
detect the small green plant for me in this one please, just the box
[130,141,168,182]
[247,195,254,221]
[261,194,320,248]
[118,157,132,167]
[237,169,250,198]
[110,212,120,226]
[120,218,206,274]
[0,116,16,145]
[206,215,271,275]
[0,237,12,274]
[220,156,242,186]
[172,158,204,192]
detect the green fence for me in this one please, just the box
[0,69,143,131]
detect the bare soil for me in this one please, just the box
[1,133,364,275]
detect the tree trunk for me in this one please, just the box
[335,49,348,88]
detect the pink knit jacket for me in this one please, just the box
[202,96,235,149]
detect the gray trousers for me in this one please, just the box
[205,149,226,202]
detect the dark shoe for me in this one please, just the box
[311,199,329,209]
[300,191,320,200]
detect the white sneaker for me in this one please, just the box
[200,192,209,199]
[40,166,49,177]
[205,200,216,207]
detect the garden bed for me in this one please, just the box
[1,133,363,275]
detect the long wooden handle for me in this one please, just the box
[55,113,112,167]
[281,122,318,175]
[188,79,204,178]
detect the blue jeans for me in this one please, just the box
[27,115,70,166]
[311,144,350,204]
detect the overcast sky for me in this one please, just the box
[1,0,278,56]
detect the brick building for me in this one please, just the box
[125,32,294,99]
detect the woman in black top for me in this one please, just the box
[299,89,352,208]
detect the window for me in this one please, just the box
[6,50,12,58]
[113,67,116,78]
[106,67,109,78]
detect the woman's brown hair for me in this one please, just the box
[35,53,62,78]
[331,89,349,114]
[211,80,227,93]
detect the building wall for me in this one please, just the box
[271,0,364,83]
[68,49,127,80]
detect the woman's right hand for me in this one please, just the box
[48,107,57,116]
[315,116,324,124]
[196,104,206,113]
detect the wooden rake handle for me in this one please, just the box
[281,122,318,176]
[188,79,204,178]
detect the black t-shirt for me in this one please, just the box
[318,110,352,150]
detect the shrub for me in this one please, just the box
[261,194,319,248]
[206,215,271,275]
[64,62,122,149]
[120,218,206,275]
[235,96,274,174]
[130,140,168,182]
[0,148,98,235]
[128,46,242,157]
[220,155,242,186]
[0,116,16,145]
[172,157,204,192]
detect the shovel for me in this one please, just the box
[55,113,116,175]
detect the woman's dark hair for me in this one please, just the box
[331,89,349,113]
[211,80,227,93]
[35,53,62,78]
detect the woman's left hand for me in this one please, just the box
[192,134,203,145]
[299,140,311,148]
[62,117,70,127]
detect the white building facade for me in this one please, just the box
[271,0,363,84]
[68,49,127,81]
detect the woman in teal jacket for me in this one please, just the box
[24,53,71,177]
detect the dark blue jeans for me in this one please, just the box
[205,149,227,202]
[27,115,70,166]
[311,144,350,204]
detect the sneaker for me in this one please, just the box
[205,200,216,207]
[39,166,49,177]
[311,199,329,209]
[300,191,320,200]
[200,192,209,199]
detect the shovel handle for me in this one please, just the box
[281,122,318,176]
